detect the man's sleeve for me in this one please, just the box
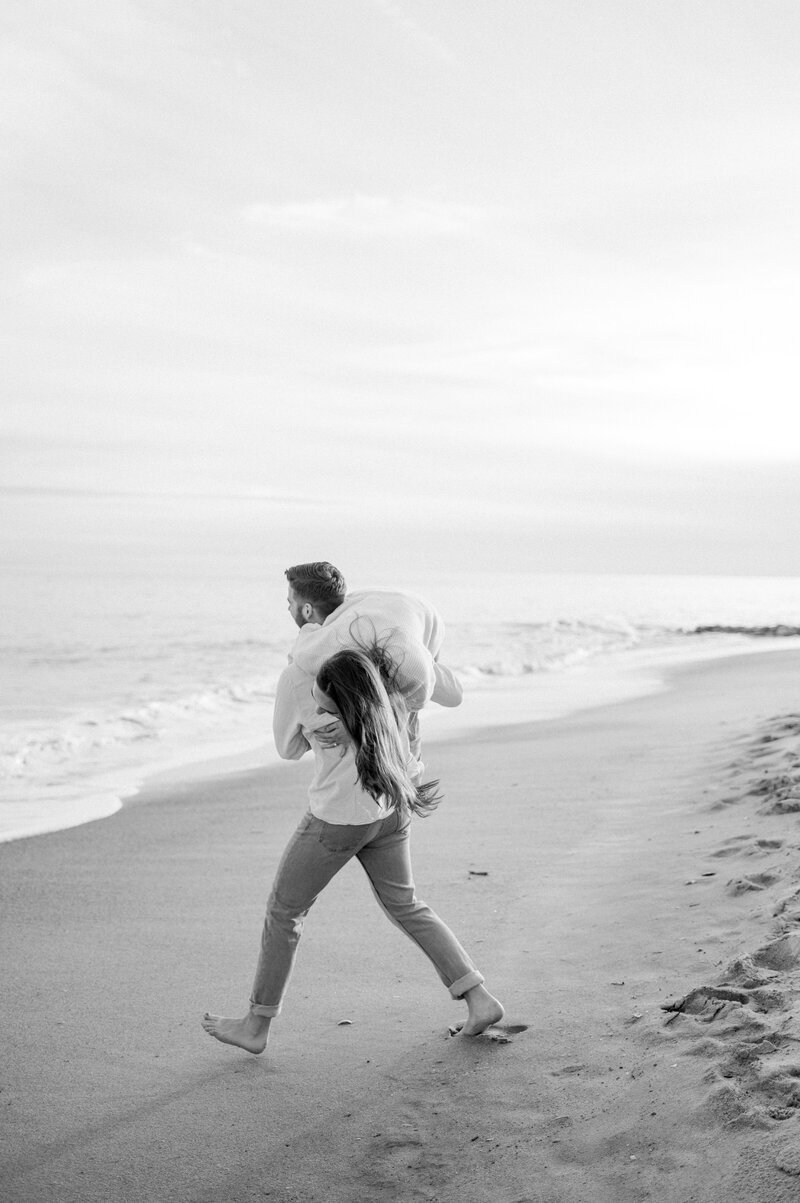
[272,669,311,760]
[430,660,463,707]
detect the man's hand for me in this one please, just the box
[312,718,351,758]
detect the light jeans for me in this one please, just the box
[249,808,484,1017]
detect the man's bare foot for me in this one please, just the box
[201,1010,271,1054]
[458,984,505,1037]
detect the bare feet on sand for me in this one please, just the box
[457,984,505,1037]
[201,1010,271,1054]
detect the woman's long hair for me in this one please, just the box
[315,647,441,817]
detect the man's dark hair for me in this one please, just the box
[285,562,346,618]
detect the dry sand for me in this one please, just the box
[3,649,800,1202]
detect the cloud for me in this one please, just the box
[368,0,457,67]
[241,194,486,238]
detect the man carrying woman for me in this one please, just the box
[201,562,503,1055]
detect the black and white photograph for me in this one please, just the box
[3,3,800,1200]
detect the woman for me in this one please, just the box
[202,647,503,1054]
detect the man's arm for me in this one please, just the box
[406,709,422,761]
[272,668,312,760]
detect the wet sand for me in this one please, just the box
[3,649,800,1201]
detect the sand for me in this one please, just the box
[3,649,800,1202]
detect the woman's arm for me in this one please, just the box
[430,660,463,707]
[310,717,351,758]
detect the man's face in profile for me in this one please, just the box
[287,585,309,628]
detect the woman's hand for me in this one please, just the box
[312,718,351,758]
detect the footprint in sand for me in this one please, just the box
[662,985,750,1018]
[484,1023,529,1043]
[448,1022,529,1042]
[662,929,800,1131]
[753,932,800,971]
[774,888,800,921]
[764,797,800,815]
[726,872,780,896]
[720,954,779,989]
[776,1142,800,1175]
[711,836,754,858]
[673,718,800,1131]
[712,836,785,859]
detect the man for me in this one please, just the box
[285,561,463,758]
[201,562,503,1054]
[285,559,346,628]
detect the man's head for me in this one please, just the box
[285,561,346,628]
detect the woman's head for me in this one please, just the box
[315,648,440,817]
[315,649,391,737]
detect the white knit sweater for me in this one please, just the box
[289,590,462,711]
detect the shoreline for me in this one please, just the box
[3,649,800,1200]
[4,634,800,846]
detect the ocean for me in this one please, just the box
[3,491,800,843]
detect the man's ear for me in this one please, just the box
[302,602,314,622]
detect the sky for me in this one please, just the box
[3,0,800,574]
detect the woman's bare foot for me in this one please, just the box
[458,984,505,1037]
[201,1010,271,1054]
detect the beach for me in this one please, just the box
[3,647,800,1202]
[5,544,800,849]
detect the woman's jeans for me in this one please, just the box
[250,809,483,1017]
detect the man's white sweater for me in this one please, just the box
[289,590,462,711]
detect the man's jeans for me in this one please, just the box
[250,808,484,1017]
